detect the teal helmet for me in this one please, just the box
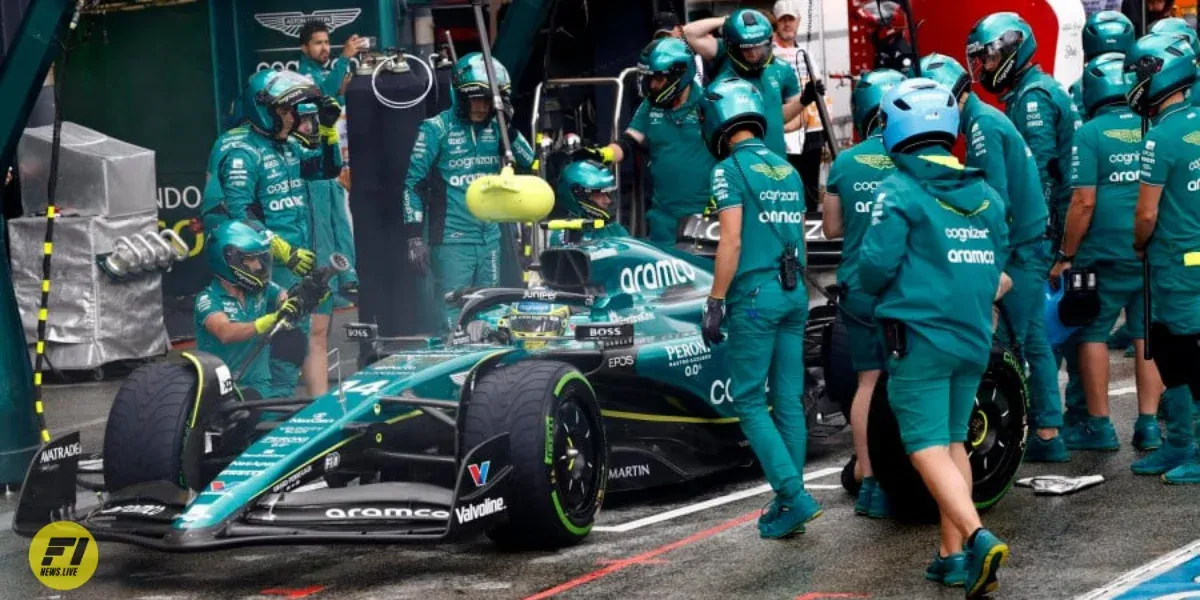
[699,78,767,159]
[452,52,511,122]
[1081,53,1131,118]
[920,53,971,100]
[851,69,907,137]
[207,220,273,294]
[244,70,322,148]
[1083,11,1135,60]
[966,12,1038,94]
[1150,17,1200,58]
[1124,33,1197,117]
[721,9,775,76]
[637,37,697,108]
[880,78,960,154]
[556,160,617,220]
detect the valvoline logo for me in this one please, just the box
[468,461,490,487]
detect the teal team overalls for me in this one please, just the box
[714,139,813,508]
[628,81,717,245]
[860,148,1010,454]
[299,53,359,312]
[711,40,801,158]
[825,135,893,372]
[194,280,287,397]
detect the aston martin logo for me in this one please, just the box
[1184,131,1200,147]
[750,164,793,181]
[1103,129,1142,143]
[254,9,362,38]
[854,154,895,170]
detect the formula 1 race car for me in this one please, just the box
[12,227,1026,551]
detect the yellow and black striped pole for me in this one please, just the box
[31,204,56,444]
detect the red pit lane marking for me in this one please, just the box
[597,558,669,566]
[795,593,871,600]
[261,585,326,598]
[524,510,759,600]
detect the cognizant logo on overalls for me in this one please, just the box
[619,260,697,294]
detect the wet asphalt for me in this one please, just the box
[0,312,1195,600]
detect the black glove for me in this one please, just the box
[701,296,726,347]
[408,238,431,276]
[318,96,343,128]
[801,79,826,105]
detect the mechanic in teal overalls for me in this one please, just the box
[194,220,298,399]
[821,68,905,520]
[699,78,821,539]
[404,53,536,332]
[296,21,363,397]
[582,37,714,245]
[968,12,1079,462]
[1069,12,1135,118]
[683,9,823,158]
[550,160,629,246]
[1149,18,1200,109]
[860,78,1011,596]
[1128,34,1200,484]
[201,70,342,398]
[1050,53,1164,452]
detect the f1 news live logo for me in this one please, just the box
[28,521,98,590]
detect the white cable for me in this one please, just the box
[370,53,435,110]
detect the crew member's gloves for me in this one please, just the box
[269,235,316,276]
[701,296,726,346]
[408,238,431,276]
[801,79,826,105]
[465,319,492,343]
[254,298,300,335]
[318,97,343,128]
[338,282,359,305]
[579,146,616,164]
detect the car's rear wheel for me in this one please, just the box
[103,361,210,491]
[464,360,608,550]
[867,348,1028,523]
[821,310,857,421]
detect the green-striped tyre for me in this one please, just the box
[464,361,609,549]
[867,347,1029,523]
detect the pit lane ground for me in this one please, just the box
[1,313,1196,600]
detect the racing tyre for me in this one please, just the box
[464,361,608,550]
[103,361,208,491]
[821,310,856,420]
[867,348,1028,523]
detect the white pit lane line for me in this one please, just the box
[593,466,841,533]
[1074,538,1200,600]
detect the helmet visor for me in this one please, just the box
[292,102,321,148]
[966,30,1024,87]
[225,246,272,292]
[507,314,566,336]
[733,40,773,70]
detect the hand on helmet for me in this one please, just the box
[578,146,615,164]
[701,296,726,346]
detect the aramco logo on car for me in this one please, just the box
[620,260,697,294]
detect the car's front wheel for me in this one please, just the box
[464,360,609,550]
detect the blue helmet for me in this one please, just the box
[699,78,768,159]
[1044,279,1079,347]
[1083,11,1135,60]
[556,160,617,220]
[1081,53,1131,118]
[207,220,273,294]
[851,69,907,138]
[879,78,960,154]
[966,12,1038,94]
[721,9,775,76]
[638,37,698,108]
[243,70,322,148]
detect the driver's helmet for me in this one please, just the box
[722,9,775,76]
[452,52,511,122]
[638,37,697,108]
[698,77,768,159]
[851,68,907,138]
[1124,33,1197,117]
[244,70,323,148]
[1150,18,1200,59]
[556,160,617,220]
[498,301,570,349]
[1083,11,1135,60]
[1081,53,1131,119]
[966,12,1037,94]
[208,220,273,294]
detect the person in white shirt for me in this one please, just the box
[772,0,826,216]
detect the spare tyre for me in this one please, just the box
[867,346,1028,523]
[821,310,857,421]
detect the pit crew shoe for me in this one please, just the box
[759,491,822,539]
[1132,444,1198,476]
[855,477,876,516]
[925,552,968,587]
[867,484,892,519]
[1063,417,1119,451]
[1133,415,1163,451]
[759,495,782,528]
[1024,432,1070,463]
[964,528,1009,599]
[1163,459,1200,485]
